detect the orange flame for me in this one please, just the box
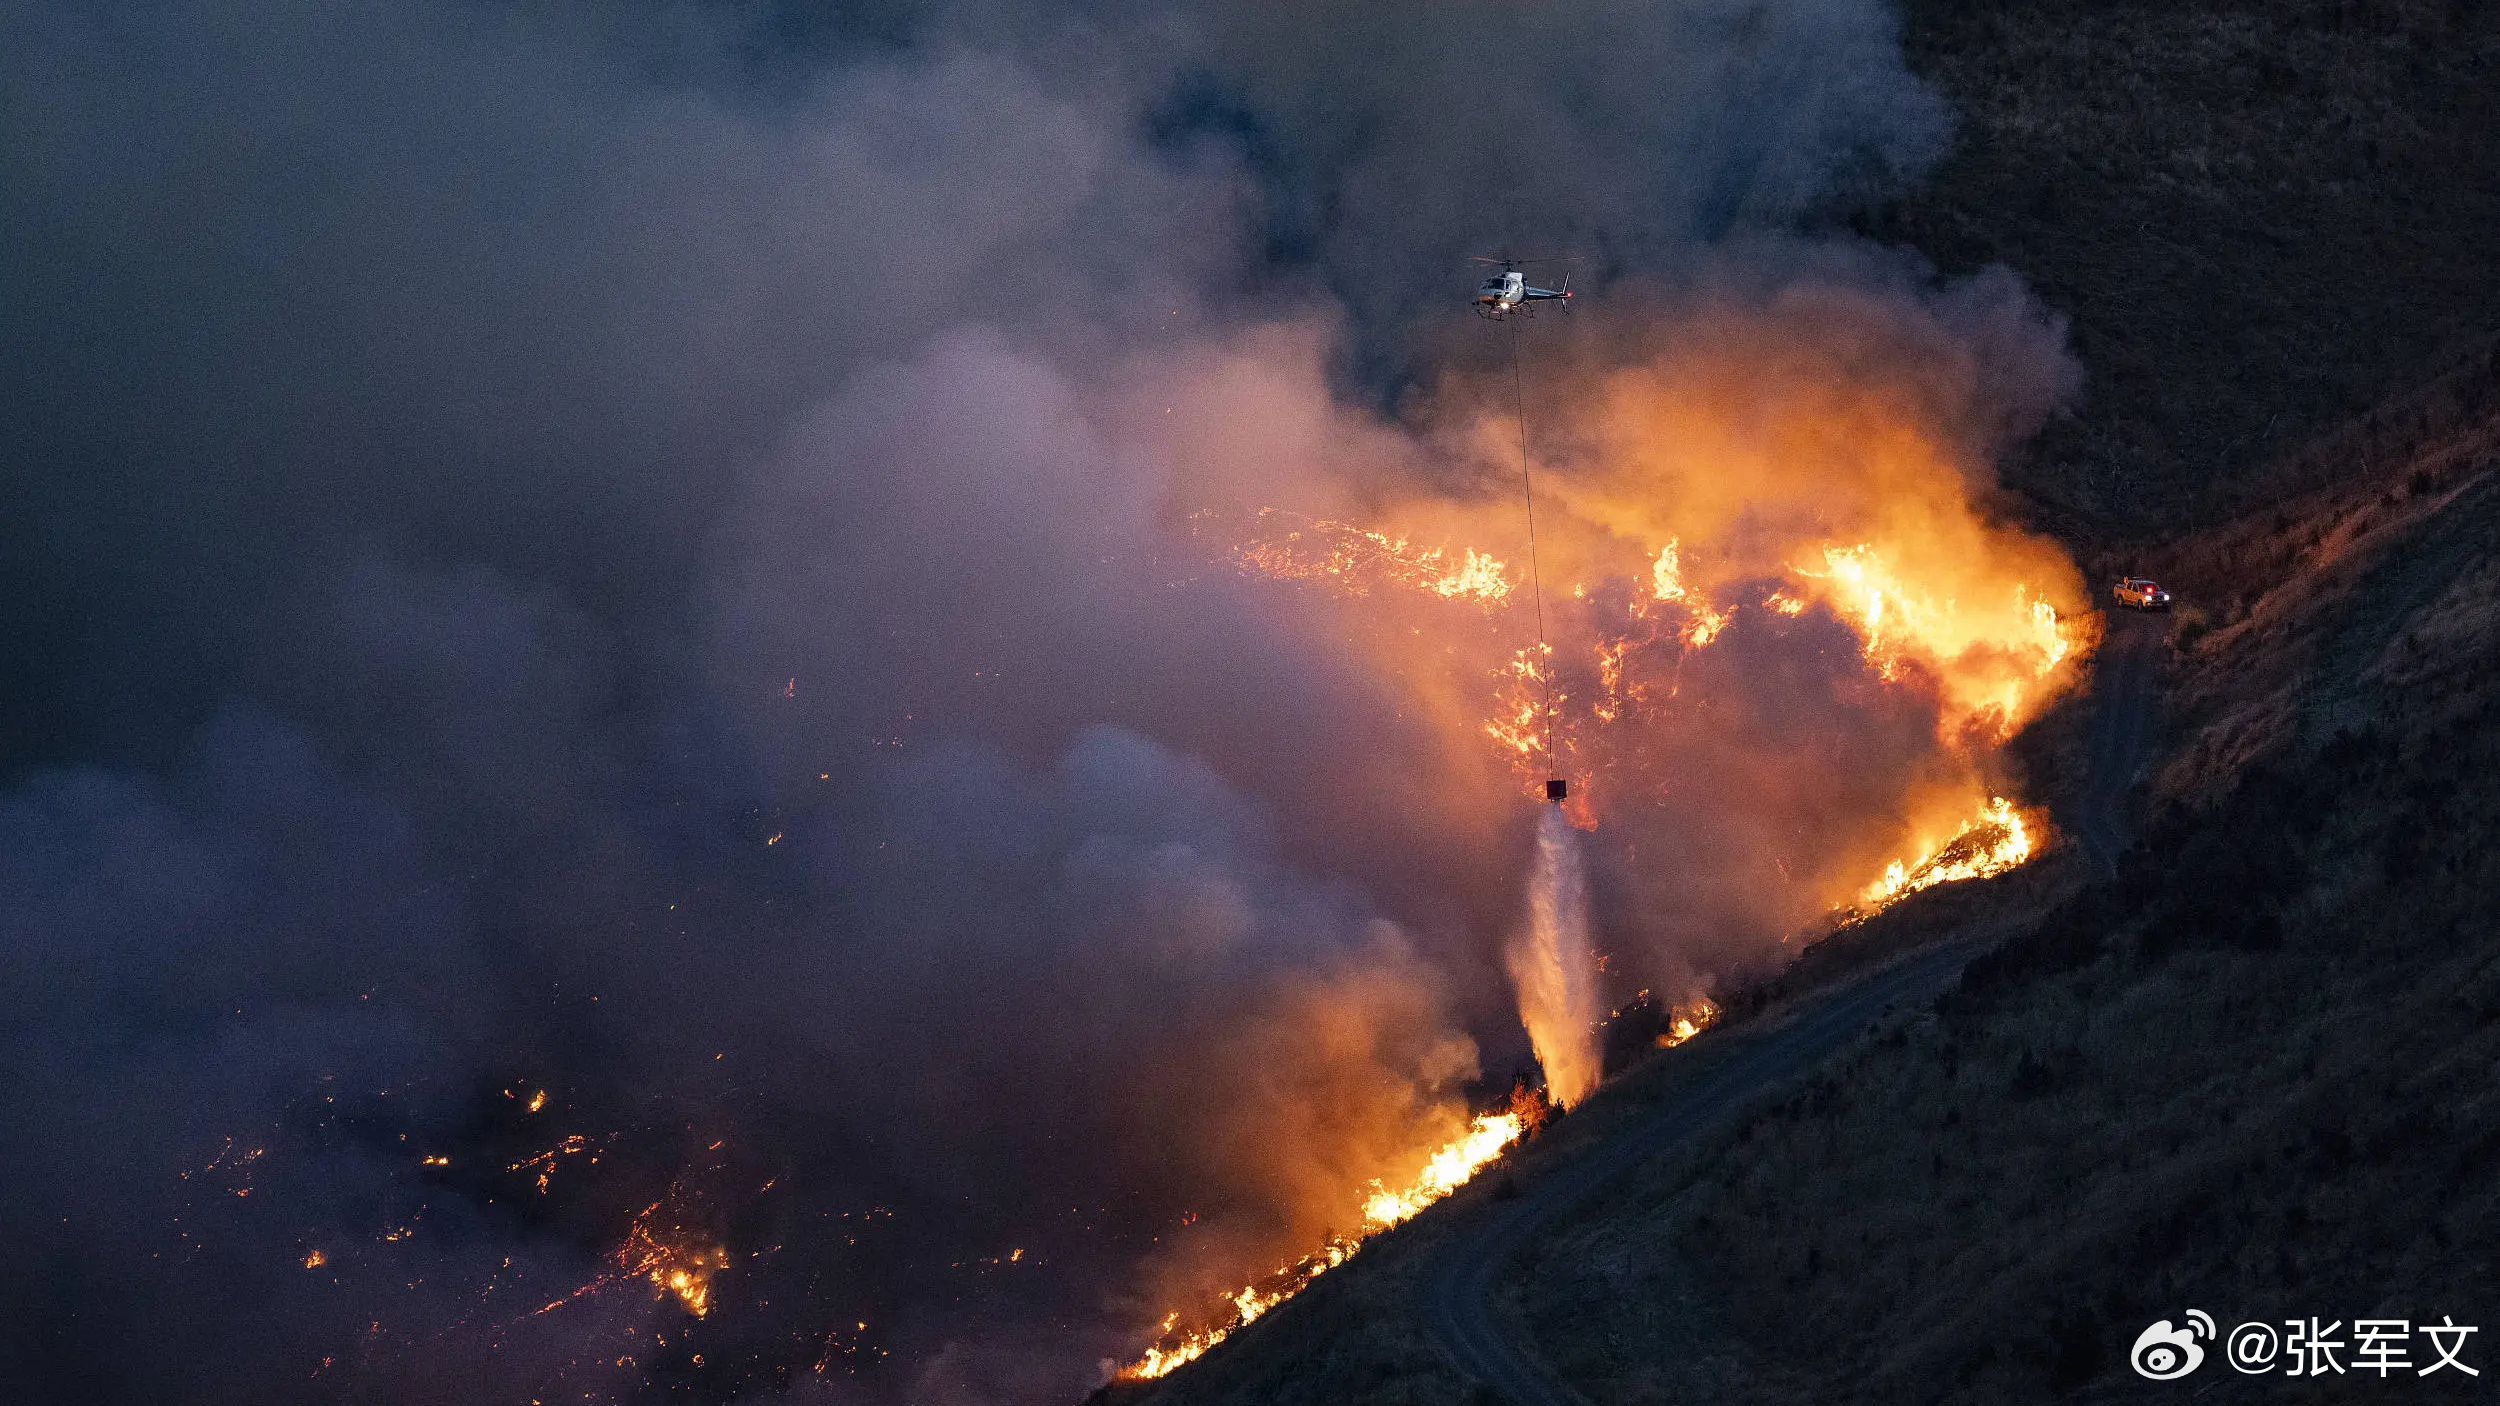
[506,1133,591,1194]
[1358,1109,1527,1228]
[1792,544,2076,746]
[1655,995,1722,1049]
[1857,795,2033,911]
[1650,540,1687,601]
[1160,302,2089,1380]
[1225,519,2083,796]
[1226,510,1514,606]
[1485,644,1558,770]
[1119,1107,1529,1381]
[618,1203,730,1317]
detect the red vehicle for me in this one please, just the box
[2113,576,2173,610]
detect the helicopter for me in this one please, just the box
[1471,255,1576,317]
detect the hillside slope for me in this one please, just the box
[1509,381,2500,1403]
[1096,863,2078,1406]
[1113,0,2500,1397]
[1869,0,2500,533]
[1117,305,2500,1406]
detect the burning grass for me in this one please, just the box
[1119,1096,1545,1381]
[1134,329,2090,1379]
[1222,509,1515,606]
[1854,796,2035,913]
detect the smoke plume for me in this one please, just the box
[0,0,2081,1401]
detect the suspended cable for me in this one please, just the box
[1508,316,1561,799]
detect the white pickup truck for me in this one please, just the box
[2113,576,2173,610]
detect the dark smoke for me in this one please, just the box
[0,1,2058,1401]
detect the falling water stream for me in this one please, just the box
[1507,805,1605,1107]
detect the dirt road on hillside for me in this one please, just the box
[1416,609,2169,1405]
[2076,607,2166,873]
[1416,939,1986,1405]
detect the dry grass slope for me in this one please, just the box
[1865,0,2500,534]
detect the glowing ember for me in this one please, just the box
[1119,1108,1531,1381]
[1680,604,1728,648]
[1858,796,2033,910]
[1229,511,1514,606]
[1432,546,1513,603]
[507,1133,591,1194]
[1484,643,1558,767]
[1224,515,2074,788]
[618,1205,730,1317]
[302,1249,327,1269]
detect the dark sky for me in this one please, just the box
[0,2,2065,1401]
